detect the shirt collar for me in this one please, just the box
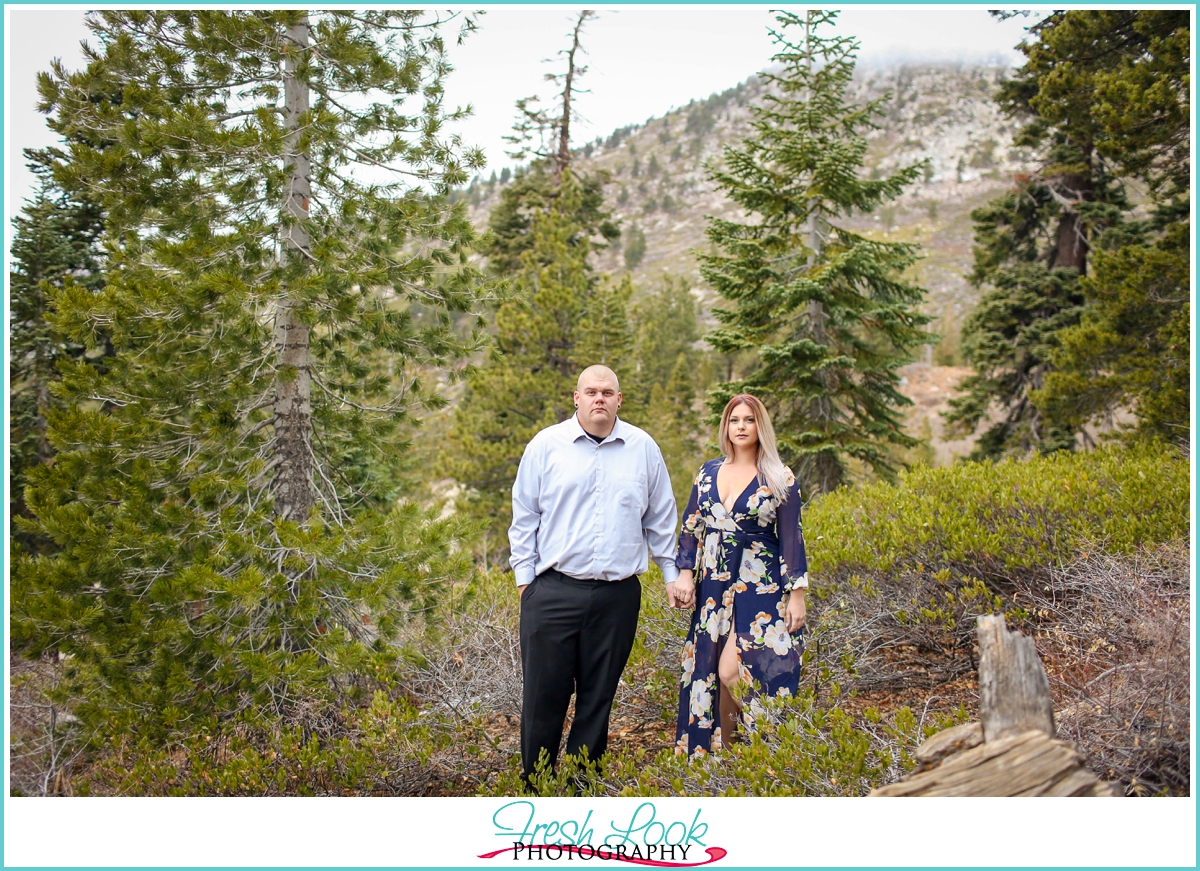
[571,412,626,444]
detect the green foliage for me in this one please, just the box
[481,690,959,798]
[623,223,646,269]
[945,264,1084,458]
[9,161,107,553]
[443,171,604,543]
[1036,221,1189,442]
[958,10,1190,455]
[488,168,620,275]
[702,10,931,496]
[14,10,485,743]
[1025,11,1191,443]
[73,691,478,796]
[574,274,635,370]
[805,443,1188,578]
[623,277,710,508]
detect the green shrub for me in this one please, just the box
[807,443,1188,579]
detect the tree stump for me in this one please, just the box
[871,614,1119,796]
[977,613,1056,741]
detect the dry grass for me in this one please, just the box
[8,654,84,796]
[1030,541,1190,795]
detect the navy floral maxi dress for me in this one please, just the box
[673,458,809,757]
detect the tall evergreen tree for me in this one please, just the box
[9,158,106,551]
[702,10,931,495]
[441,174,599,549]
[946,10,1137,458]
[949,10,1189,456]
[623,276,709,509]
[1030,11,1190,444]
[629,275,702,401]
[573,274,634,371]
[14,11,486,740]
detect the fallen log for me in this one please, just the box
[872,614,1119,796]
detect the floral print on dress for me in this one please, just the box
[672,458,809,757]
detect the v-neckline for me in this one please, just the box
[715,461,758,514]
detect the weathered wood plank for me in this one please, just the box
[914,720,983,771]
[874,730,1089,796]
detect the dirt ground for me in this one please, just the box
[896,362,978,465]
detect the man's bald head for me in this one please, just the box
[574,365,622,438]
[577,364,620,393]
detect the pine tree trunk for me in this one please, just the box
[1050,167,1091,274]
[33,290,53,466]
[273,16,314,523]
[806,200,840,494]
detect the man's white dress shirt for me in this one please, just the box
[509,415,680,587]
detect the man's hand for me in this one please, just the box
[520,583,533,600]
[785,589,806,633]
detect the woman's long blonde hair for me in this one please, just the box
[718,394,790,503]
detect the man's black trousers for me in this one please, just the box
[519,569,641,780]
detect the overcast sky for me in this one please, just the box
[5,6,1038,228]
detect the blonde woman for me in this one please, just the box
[666,394,808,756]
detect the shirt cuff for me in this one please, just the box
[659,561,680,585]
[784,572,809,592]
[514,565,536,587]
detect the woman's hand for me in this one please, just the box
[785,589,806,633]
[667,570,695,610]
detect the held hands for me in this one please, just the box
[785,589,807,633]
[666,569,696,610]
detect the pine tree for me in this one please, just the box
[946,10,1139,458]
[9,158,106,553]
[623,222,647,269]
[441,172,604,552]
[628,275,702,403]
[646,353,706,511]
[1030,11,1190,444]
[946,265,1085,458]
[702,10,931,495]
[573,273,634,371]
[14,11,486,740]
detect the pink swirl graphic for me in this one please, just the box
[478,845,727,867]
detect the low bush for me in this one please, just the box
[807,442,1188,580]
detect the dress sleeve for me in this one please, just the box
[777,469,809,592]
[674,465,705,576]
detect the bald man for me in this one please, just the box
[509,365,680,784]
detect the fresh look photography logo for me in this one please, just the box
[479,801,727,865]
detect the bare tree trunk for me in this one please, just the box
[553,10,594,180]
[273,15,314,523]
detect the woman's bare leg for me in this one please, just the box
[717,633,742,747]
